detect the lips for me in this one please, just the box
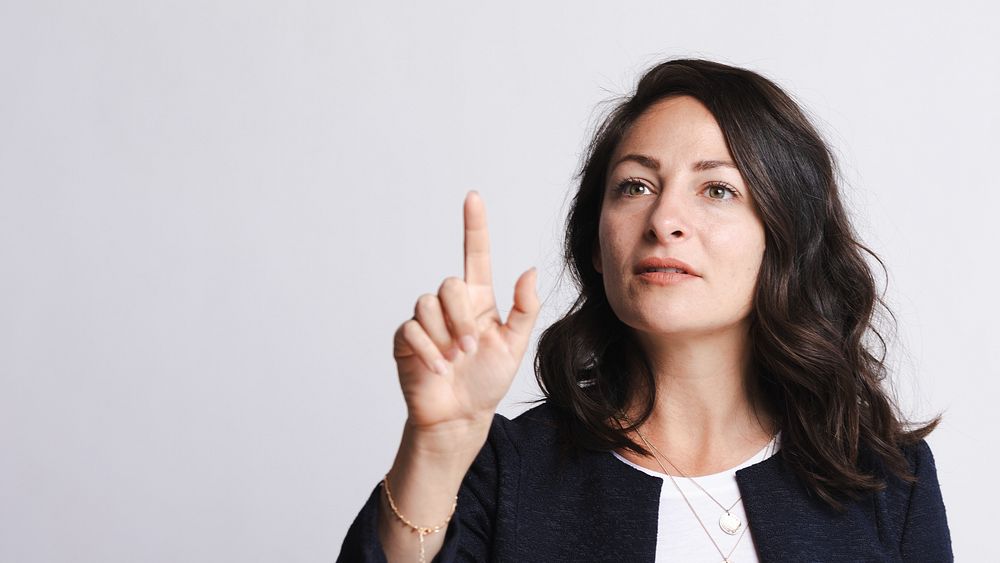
[635,257,700,276]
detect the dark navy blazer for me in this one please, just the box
[338,402,953,562]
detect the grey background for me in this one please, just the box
[1,0,996,561]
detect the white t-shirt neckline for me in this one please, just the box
[611,430,781,488]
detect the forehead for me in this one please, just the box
[612,95,731,162]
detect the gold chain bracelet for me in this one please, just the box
[382,473,458,563]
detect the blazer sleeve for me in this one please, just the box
[336,414,511,562]
[899,439,953,562]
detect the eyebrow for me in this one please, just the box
[611,153,738,172]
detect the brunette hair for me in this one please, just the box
[534,57,941,511]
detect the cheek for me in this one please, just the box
[595,216,615,272]
[712,221,766,282]
[598,231,630,273]
[596,212,637,266]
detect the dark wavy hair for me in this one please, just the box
[534,58,941,511]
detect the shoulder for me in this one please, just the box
[869,438,943,495]
[487,400,563,457]
[893,438,947,510]
[478,399,612,476]
[859,437,952,558]
[900,438,939,477]
[895,438,953,559]
[507,400,562,435]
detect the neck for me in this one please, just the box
[623,324,775,475]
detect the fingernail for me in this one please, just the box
[460,335,478,355]
[433,359,448,375]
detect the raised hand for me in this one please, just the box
[392,191,540,433]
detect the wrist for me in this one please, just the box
[403,414,494,459]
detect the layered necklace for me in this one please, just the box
[619,414,778,563]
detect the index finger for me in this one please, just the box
[463,191,493,288]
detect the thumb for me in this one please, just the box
[502,267,540,355]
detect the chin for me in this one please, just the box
[621,308,743,338]
[620,314,703,336]
[635,324,706,338]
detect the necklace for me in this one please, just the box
[620,414,777,563]
[644,429,776,536]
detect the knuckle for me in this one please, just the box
[414,293,438,314]
[401,319,422,340]
[439,276,465,293]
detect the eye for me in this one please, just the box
[703,182,739,201]
[613,178,652,197]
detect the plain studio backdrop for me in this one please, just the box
[1,0,996,561]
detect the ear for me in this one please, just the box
[592,240,603,274]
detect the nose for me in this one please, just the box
[645,188,689,243]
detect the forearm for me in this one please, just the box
[377,417,492,563]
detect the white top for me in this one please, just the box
[613,432,782,562]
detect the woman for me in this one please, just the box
[338,58,953,562]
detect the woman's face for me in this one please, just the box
[594,95,766,342]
